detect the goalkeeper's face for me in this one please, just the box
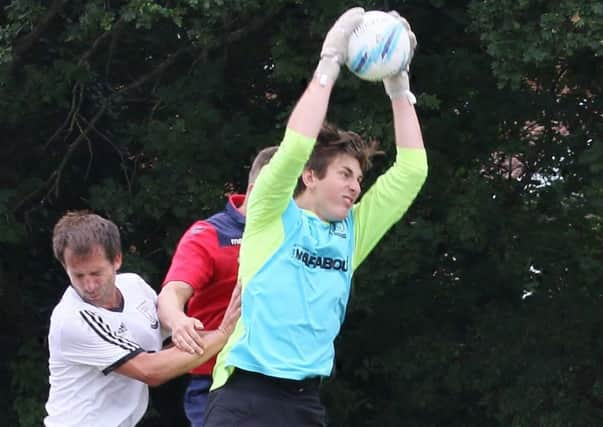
[305,153,362,222]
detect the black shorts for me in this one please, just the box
[203,369,326,427]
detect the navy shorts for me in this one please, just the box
[184,375,212,427]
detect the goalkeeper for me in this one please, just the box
[205,7,428,426]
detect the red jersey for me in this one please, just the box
[163,194,245,375]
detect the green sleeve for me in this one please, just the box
[238,129,315,284]
[351,147,428,271]
[245,128,315,230]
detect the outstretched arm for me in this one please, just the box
[115,331,226,387]
[391,92,424,150]
[351,12,428,269]
[287,7,364,139]
[115,282,241,386]
[242,7,365,233]
[383,12,424,150]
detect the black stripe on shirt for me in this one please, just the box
[102,348,145,375]
[79,310,141,352]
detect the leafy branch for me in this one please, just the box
[9,0,69,74]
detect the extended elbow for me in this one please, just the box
[139,368,169,387]
[146,375,167,387]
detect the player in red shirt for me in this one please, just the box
[157,146,277,427]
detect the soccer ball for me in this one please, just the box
[346,11,411,81]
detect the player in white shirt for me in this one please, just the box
[44,211,241,427]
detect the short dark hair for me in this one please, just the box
[248,146,279,185]
[52,211,121,264]
[293,122,379,197]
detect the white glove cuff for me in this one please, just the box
[314,57,341,86]
[383,71,416,104]
[388,89,417,104]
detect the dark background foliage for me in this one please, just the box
[1,0,601,425]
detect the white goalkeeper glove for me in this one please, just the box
[314,7,365,86]
[383,11,418,103]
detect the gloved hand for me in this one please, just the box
[383,11,418,103]
[314,7,365,86]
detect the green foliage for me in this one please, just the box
[0,189,26,244]
[11,339,47,427]
[0,0,601,425]
[469,0,603,89]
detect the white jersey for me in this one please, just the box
[44,273,164,427]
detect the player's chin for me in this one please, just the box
[83,294,99,305]
[328,207,351,222]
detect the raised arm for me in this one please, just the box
[351,12,428,269]
[243,7,365,232]
[383,12,424,150]
[391,95,424,149]
[287,7,364,138]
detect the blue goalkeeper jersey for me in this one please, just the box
[212,128,428,389]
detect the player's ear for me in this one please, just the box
[113,253,123,270]
[301,168,317,190]
[245,183,254,195]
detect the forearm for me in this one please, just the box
[156,282,190,330]
[286,6,363,138]
[121,330,227,387]
[286,76,334,139]
[152,330,227,384]
[392,96,424,150]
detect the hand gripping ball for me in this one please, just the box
[346,11,411,81]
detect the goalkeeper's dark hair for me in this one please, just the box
[293,122,380,197]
